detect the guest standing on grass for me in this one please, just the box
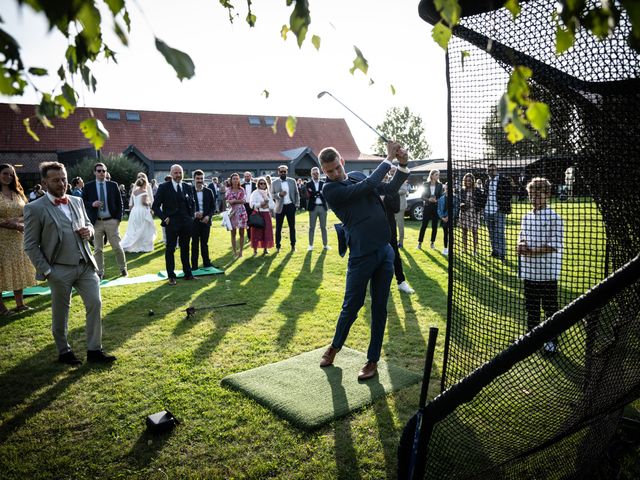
[82,162,128,278]
[417,169,444,250]
[0,164,35,316]
[70,177,84,197]
[318,141,409,381]
[436,183,459,256]
[226,173,248,258]
[382,168,414,294]
[458,173,482,255]
[249,177,275,256]
[152,164,196,286]
[24,162,116,365]
[305,167,329,251]
[517,177,563,354]
[395,178,409,248]
[191,169,215,269]
[271,165,299,253]
[483,163,512,262]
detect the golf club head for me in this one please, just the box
[317,91,329,99]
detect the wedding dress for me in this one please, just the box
[121,192,156,252]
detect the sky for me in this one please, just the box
[1,0,448,159]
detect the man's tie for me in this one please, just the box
[54,197,68,205]
[177,183,183,196]
[98,182,106,212]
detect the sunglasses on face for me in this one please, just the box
[96,169,106,173]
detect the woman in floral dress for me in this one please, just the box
[0,164,36,315]
[225,173,248,258]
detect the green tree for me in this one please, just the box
[67,153,145,188]
[372,106,432,159]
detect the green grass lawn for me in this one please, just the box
[0,212,448,479]
[1,206,637,479]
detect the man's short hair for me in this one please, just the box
[164,175,172,181]
[71,177,82,187]
[40,161,66,179]
[311,167,320,173]
[193,169,204,177]
[278,165,288,171]
[94,162,106,171]
[319,147,340,164]
[487,163,497,169]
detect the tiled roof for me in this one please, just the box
[0,103,364,162]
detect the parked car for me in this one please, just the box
[405,187,424,221]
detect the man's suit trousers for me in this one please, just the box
[331,243,394,362]
[48,261,102,354]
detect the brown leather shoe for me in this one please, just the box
[357,361,378,381]
[320,346,340,367]
[168,278,177,286]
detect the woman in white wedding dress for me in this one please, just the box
[121,177,156,252]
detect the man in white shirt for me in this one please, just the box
[24,161,116,365]
[305,167,329,251]
[270,165,299,252]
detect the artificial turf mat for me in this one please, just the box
[221,347,422,430]
[2,266,224,298]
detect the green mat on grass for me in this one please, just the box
[2,267,224,298]
[221,347,422,430]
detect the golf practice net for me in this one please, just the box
[402,1,640,478]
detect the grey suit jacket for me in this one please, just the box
[270,177,300,214]
[24,195,98,281]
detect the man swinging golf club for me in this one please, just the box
[318,141,410,380]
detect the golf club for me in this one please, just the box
[317,90,390,143]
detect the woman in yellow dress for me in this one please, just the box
[0,164,36,315]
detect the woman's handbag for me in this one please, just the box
[248,210,265,229]
[221,210,233,231]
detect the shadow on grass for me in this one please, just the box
[0,282,198,444]
[0,292,53,330]
[185,251,292,361]
[323,366,361,480]
[366,378,399,479]
[276,249,326,347]
[126,430,173,470]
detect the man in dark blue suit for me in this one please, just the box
[318,141,410,380]
[152,164,196,285]
[82,162,127,278]
[191,169,215,269]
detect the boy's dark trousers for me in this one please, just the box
[524,279,558,331]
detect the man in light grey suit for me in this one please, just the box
[23,162,116,366]
[270,164,300,252]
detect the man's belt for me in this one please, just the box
[96,217,113,221]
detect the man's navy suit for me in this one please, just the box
[82,180,124,224]
[323,160,409,362]
[191,186,215,269]
[152,181,195,279]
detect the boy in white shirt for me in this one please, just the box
[517,177,563,353]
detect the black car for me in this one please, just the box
[405,188,425,221]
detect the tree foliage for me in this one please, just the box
[0,0,316,146]
[67,153,145,187]
[373,106,432,159]
[432,0,640,144]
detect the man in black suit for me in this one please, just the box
[305,167,329,251]
[207,176,220,213]
[152,164,196,285]
[482,163,513,262]
[191,169,215,269]
[82,162,127,278]
[318,141,409,380]
[242,171,257,239]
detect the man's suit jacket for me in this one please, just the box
[323,162,409,259]
[305,179,328,212]
[483,175,513,214]
[193,186,215,220]
[23,195,98,281]
[207,182,219,205]
[82,180,124,224]
[270,177,300,214]
[242,181,257,204]
[152,181,195,224]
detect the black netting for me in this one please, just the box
[413,1,640,478]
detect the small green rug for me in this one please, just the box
[2,267,224,298]
[221,347,422,430]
